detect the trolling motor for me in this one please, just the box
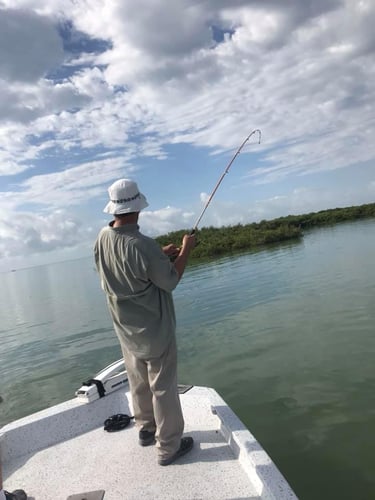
[75,359,128,403]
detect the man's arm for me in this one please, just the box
[143,233,195,291]
[173,233,196,280]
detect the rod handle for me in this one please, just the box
[189,228,200,247]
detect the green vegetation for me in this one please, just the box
[156,202,375,262]
[258,202,375,231]
[156,222,302,261]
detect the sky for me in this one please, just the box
[0,0,374,271]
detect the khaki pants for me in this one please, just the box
[121,337,184,459]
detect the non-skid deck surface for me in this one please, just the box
[4,395,260,500]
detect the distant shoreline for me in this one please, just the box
[156,202,375,261]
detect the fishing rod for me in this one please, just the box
[192,129,261,232]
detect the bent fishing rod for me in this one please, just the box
[191,129,261,233]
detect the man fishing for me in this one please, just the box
[94,178,196,466]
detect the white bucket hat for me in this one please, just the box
[103,179,149,215]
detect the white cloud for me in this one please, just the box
[1,156,139,212]
[200,192,210,204]
[0,209,93,258]
[0,7,64,82]
[2,0,374,175]
[140,206,194,236]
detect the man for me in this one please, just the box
[94,179,196,466]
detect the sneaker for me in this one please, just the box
[158,437,194,466]
[139,429,156,446]
[4,490,27,500]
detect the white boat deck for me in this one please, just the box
[1,385,297,500]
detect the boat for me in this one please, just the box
[1,360,297,499]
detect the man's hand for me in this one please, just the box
[181,233,196,252]
[162,243,180,258]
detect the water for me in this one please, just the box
[1,219,375,499]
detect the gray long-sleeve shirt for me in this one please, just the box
[94,223,180,359]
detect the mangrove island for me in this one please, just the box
[155,202,375,261]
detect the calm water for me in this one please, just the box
[1,220,374,499]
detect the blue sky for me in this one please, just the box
[0,0,374,271]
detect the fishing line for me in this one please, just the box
[192,129,261,232]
